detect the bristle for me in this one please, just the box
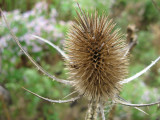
[64,7,128,101]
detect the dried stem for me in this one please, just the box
[115,98,160,107]
[22,87,81,103]
[99,102,105,120]
[116,96,148,115]
[120,56,160,84]
[85,100,99,120]
[62,91,77,99]
[124,39,137,57]
[31,35,69,60]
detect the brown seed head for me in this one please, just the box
[64,8,128,101]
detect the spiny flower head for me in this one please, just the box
[64,8,128,101]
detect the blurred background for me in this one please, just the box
[0,0,160,120]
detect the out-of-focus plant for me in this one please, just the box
[0,1,72,120]
[0,0,39,12]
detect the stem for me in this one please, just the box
[22,87,81,103]
[99,102,105,120]
[86,100,99,120]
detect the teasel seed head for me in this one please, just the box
[64,8,128,101]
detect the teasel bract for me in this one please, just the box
[65,5,128,102]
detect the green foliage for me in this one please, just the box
[132,31,158,64]
[0,0,38,12]
[143,0,160,23]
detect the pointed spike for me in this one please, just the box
[120,56,160,84]
[22,87,81,103]
[31,35,69,60]
[115,98,160,107]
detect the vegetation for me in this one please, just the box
[0,0,160,119]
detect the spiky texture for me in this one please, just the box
[64,10,128,101]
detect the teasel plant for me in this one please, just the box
[1,1,160,120]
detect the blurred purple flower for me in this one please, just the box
[53,31,63,39]
[141,90,150,102]
[27,20,37,29]
[1,1,70,55]
[50,8,58,18]
[32,44,42,52]
[22,10,33,19]
[11,57,16,63]
[12,27,18,33]
[36,16,48,27]
[0,36,7,48]
[34,1,48,14]
[59,21,66,26]
[19,34,33,45]
[43,24,55,33]
[13,10,20,15]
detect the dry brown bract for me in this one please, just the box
[1,2,160,120]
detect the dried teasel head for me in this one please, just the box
[64,6,128,101]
